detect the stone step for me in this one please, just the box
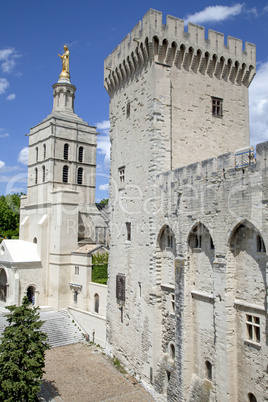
[0,309,85,349]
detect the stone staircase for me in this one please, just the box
[0,308,85,349]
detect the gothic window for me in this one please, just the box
[78,146,83,163]
[246,314,260,343]
[64,143,69,160]
[94,293,99,313]
[42,165,45,183]
[212,97,223,118]
[248,393,257,402]
[116,273,126,301]
[126,102,130,118]
[35,147,38,162]
[35,168,38,184]
[119,166,125,188]
[63,165,69,183]
[205,360,212,381]
[126,222,131,241]
[43,144,46,159]
[77,167,83,185]
[256,235,266,252]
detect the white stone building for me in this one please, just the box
[0,70,108,347]
[104,9,267,401]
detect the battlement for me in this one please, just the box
[159,141,268,188]
[104,9,256,95]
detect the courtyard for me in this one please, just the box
[38,343,155,401]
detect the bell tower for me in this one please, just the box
[19,46,99,308]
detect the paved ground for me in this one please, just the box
[38,343,156,401]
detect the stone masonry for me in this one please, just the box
[104,9,266,401]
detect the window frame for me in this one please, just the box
[119,166,125,189]
[63,165,69,183]
[42,165,45,183]
[211,96,223,118]
[64,143,69,160]
[126,222,131,241]
[246,314,261,344]
[78,146,84,163]
[77,167,83,185]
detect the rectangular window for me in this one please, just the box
[246,314,260,343]
[75,266,79,275]
[212,97,223,118]
[126,222,131,241]
[116,273,126,301]
[119,166,125,188]
[126,102,130,118]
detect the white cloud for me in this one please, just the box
[97,134,110,168]
[0,160,5,169]
[249,60,268,147]
[6,93,15,101]
[0,132,9,138]
[0,48,21,73]
[18,147,29,165]
[96,120,110,135]
[0,78,9,94]
[99,183,109,191]
[184,4,243,25]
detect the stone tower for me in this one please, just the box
[19,68,99,308]
[104,8,256,399]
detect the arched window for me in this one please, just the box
[26,286,35,305]
[205,360,212,381]
[35,147,38,162]
[77,167,83,185]
[78,146,83,163]
[43,144,46,159]
[94,293,99,313]
[64,143,69,160]
[35,168,38,184]
[42,165,45,183]
[33,237,37,244]
[248,393,257,402]
[0,269,7,302]
[63,165,69,183]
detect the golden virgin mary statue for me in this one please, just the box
[58,45,70,80]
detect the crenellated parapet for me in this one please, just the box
[104,9,256,95]
[158,141,268,193]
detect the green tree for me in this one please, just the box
[92,252,108,284]
[0,193,23,239]
[0,297,50,401]
[99,198,108,205]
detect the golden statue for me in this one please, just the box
[58,45,70,80]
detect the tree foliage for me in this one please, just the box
[0,296,50,401]
[0,193,23,240]
[99,198,108,205]
[92,252,108,284]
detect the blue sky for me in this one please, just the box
[1,1,268,200]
